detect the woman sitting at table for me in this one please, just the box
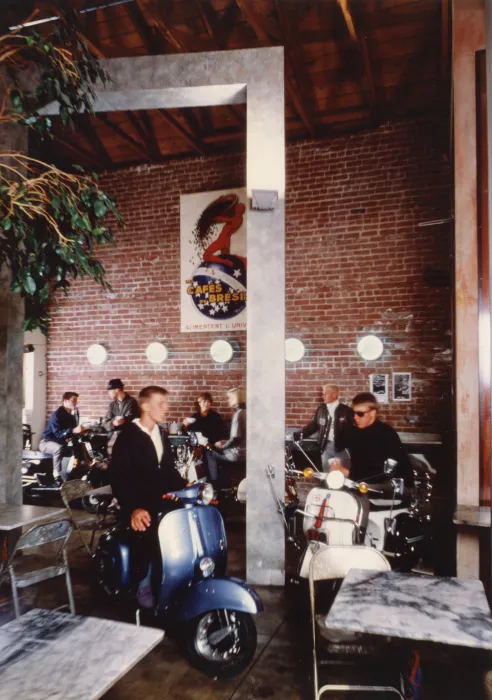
[183,391,228,446]
[205,387,246,488]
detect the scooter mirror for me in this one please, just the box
[384,458,398,475]
[303,468,314,479]
[326,470,345,490]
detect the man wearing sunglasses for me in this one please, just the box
[299,383,352,471]
[330,392,413,487]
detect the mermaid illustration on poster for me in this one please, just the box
[180,189,247,332]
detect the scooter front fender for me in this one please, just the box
[167,577,263,623]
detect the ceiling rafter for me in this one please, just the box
[139,111,162,158]
[336,0,376,107]
[75,114,113,168]
[126,1,164,54]
[235,0,315,137]
[49,131,101,169]
[137,0,186,51]
[158,109,207,157]
[96,113,151,161]
[125,111,161,160]
[194,0,220,47]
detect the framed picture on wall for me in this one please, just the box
[393,372,412,401]
[370,374,388,403]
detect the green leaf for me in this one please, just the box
[93,200,106,218]
[2,218,12,231]
[23,276,36,295]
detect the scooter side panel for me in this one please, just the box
[167,577,263,623]
[158,509,196,609]
[195,505,228,577]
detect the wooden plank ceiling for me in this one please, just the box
[5,0,450,170]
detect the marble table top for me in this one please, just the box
[0,608,164,700]
[0,505,66,531]
[453,505,491,528]
[324,568,492,650]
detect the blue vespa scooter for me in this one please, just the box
[96,481,262,678]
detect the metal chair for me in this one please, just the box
[8,519,75,618]
[309,545,405,700]
[61,479,116,557]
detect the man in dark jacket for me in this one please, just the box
[110,385,186,607]
[103,379,140,434]
[333,392,414,487]
[301,384,352,471]
[39,392,86,480]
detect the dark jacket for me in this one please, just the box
[345,419,414,487]
[109,422,187,522]
[103,393,140,433]
[41,406,78,445]
[302,402,353,452]
[186,409,228,445]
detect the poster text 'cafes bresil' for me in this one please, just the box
[180,188,247,333]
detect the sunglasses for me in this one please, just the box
[352,409,373,418]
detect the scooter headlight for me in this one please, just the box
[198,483,214,505]
[199,556,215,578]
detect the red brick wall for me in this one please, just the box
[46,116,452,433]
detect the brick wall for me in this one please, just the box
[45,116,452,434]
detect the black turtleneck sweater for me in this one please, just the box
[346,420,414,486]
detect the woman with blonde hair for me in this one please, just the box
[207,386,246,487]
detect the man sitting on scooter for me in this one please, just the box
[39,391,86,481]
[109,385,187,607]
[330,392,414,488]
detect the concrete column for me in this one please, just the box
[452,0,485,576]
[245,59,285,585]
[23,330,47,450]
[0,123,26,505]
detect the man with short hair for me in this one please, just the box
[39,392,86,480]
[332,392,413,486]
[109,386,187,607]
[301,383,352,471]
[103,379,139,434]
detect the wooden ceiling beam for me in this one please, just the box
[126,1,164,54]
[158,110,207,157]
[336,0,377,107]
[96,113,151,161]
[49,132,101,169]
[235,0,315,137]
[194,0,221,47]
[441,0,449,80]
[139,111,162,158]
[137,0,187,52]
[75,114,113,168]
[125,111,161,160]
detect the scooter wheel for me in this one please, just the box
[185,609,257,679]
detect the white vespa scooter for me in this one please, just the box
[292,458,431,577]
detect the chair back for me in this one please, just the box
[61,479,93,506]
[9,519,73,557]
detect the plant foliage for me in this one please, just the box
[0,11,123,333]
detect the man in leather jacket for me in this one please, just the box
[109,385,186,607]
[103,379,140,434]
[300,384,352,471]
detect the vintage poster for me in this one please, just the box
[393,372,412,401]
[370,373,388,403]
[180,188,247,333]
